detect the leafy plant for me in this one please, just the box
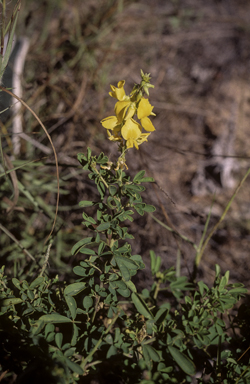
[1,71,250,384]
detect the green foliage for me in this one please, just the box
[1,148,250,383]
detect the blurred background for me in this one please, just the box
[1,0,250,287]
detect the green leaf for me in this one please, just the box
[80,248,96,255]
[64,347,76,358]
[96,222,111,231]
[115,255,138,281]
[170,276,192,290]
[12,278,21,290]
[133,170,146,183]
[140,177,155,183]
[55,332,63,349]
[109,185,117,196]
[65,358,83,374]
[117,288,131,297]
[45,323,55,337]
[71,237,93,255]
[64,282,87,296]
[107,345,117,358]
[79,201,94,207]
[142,345,161,362]
[73,266,87,276]
[198,281,209,296]
[39,313,72,324]
[1,297,23,306]
[229,287,248,295]
[168,346,196,375]
[134,204,145,216]
[82,213,96,224]
[65,295,77,320]
[31,320,45,335]
[131,293,153,320]
[154,307,169,325]
[115,280,127,290]
[124,280,137,293]
[155,256,161,273]
[98,241,105,255]
[150,250,156,274]
[83,296,93,310]
[218,275,228,292]
[143,204,156,213]
[87,147,92,161]
[29,276,45,289]
[71,323,79,346]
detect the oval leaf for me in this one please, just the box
[64,282,86,296]
[133,170,146,182]
[12,278,21,290]
[131,293,153,320]
[65,358,83,375]
[142,345,161,362]
[55,332,63,349]
[168,346,196,375]
[65,295,77,320]
[83,296,93,311]
[96,222,111,232]
[79,201,94,207]
[39,313,72,324]
[30,276,44,289]
[1,297,23,306]
[143,204,156,212]
[71,237,93,255]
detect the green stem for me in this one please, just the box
[91,164,109,189]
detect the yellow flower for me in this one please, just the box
[107,128,122,142]
[101,116,119,130]
[136,133,151,145]
[137,97,155,132]
[121,118,141,149]
[109,80,127,101]
[115,100,136,122]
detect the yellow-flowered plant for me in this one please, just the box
[101,70,156,153]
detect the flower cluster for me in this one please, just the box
[101,71,156,150]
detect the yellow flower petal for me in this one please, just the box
[125,103,136,120]
[136,133,151,145]
[101,116,118,130]
[121,118,141,141]
[140,116,155,132]
[137,98,154,119]
[115,100,131,122]
[126,138,139,150]
[109,80,126,101]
